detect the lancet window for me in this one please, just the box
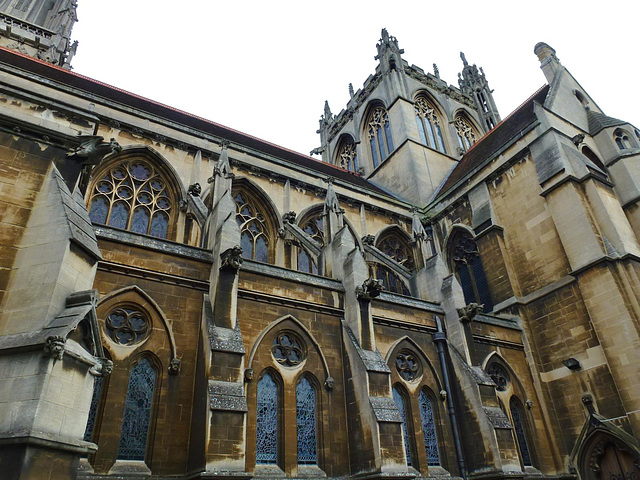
[449,229,493,311]
[256,373,279,464]
[392,387,413,466]
[415,97,446,153]
[367,106,394,168]
[88,158,174,239]
[233,190,271,263]
[418,390,440,466]
[118,358,156,461]
[296,212,324,275]
[614,129,634,151]
[454,115,478,152]
[336,137,359,173]
[510,397,532,466]
[368,263,410,295]
[296,377,318,465]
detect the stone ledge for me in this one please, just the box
[0,430,97,455]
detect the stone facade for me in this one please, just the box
[1,4,640,480]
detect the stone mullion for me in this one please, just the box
[408,395,429,474]
[282,381,297,475]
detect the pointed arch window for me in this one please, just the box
[256,373,279,464]
[392,387,413,466]
[118,358,156,461]
[454,115,478,152]
[418,390,440,466]
[369,263,410,295]
[336,137,359,173]
[450,230,493,311]
[233,191,271,263]
[510,397,532,466]
[367,106,394,168]
[614,129,634,151]
[377,232,415,270]
[296,377,318,465]
[415,97,446,153]
[88,158,173,239]
[297,213,324,274]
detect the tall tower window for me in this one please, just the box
[256,373,279,464]
[367,106,394,168]
[296,377,317,465]
[392,386,413,466]
[418,390,440,466]
[414,97,446,153]
[510,397,532,466]
[118,358,156,461]
[336,137,359,173]
[454,115,478,152]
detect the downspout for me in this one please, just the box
[433,315,467,479]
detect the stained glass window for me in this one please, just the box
[296,378,317,465]
[395,352,421,382]
[510,397,532,466]
[450,230,493,311]
[615,129,633,151]
[233,191,270,263]
[368,107,394,168]
[369,263,410,295]
[256,373,278,464]
[336,137,359,172]
[271,332,305,367]
[104,307,150,346]
[455,116,478,153]
[392,387,412,466]
[297,214,324,274]
[88,159,173,238]
[487,363,510,392]
[83,375,104,442]
[378,234,415,270]
[118,358,156,461]
[418,390,440,466]
[415,97,446,153]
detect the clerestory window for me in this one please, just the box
[454,115,478,153]
[336,136,359,173]
[233,190,272,263]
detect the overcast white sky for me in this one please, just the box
[71,1,640,157]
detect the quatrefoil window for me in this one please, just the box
[487,363,510,392]
[271,332,305,366]
[395,351,422,381]
[105,307,150,346]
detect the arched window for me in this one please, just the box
[296,377,317,465]
[510,397,532,466]
[377,231,415,270]
[415,97,446,153]
[88,158,174,239]
[297,213,324,274]
[369,263,410,296]
[336,136,359,173]
[118,358,156,461]
[454,115,478,153]
[367,106,394,168]
[233,190,271,263]
[256,373,279,464]
[83,375,104,442]
[392,386,413,466]
[418,389,440,466]
[449,229,493,311]
[614,129,634,151]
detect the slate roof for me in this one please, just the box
[0,47,391,197]
[434,85,550,202]
[587,109,626,136]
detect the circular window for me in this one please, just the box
[271,332,305,367]
[104,307,150,346]
[395,350,422,381]
[487,363,510,392]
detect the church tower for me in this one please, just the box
[0,0,78,68]
[458,52,501,130]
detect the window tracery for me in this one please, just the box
[233,191,270,263]
[296,378,317,465]
[395,351,421,381]
[377,233,415,270]
[450,230,493,311]
[336,137,359,173]
[392,387,413,466]
[615,129,633,150]
[118,358,156,461]
[271,332,305,367]
[367,106,394,168]
[256,373,279,464]
[88,159,173,239]
[369,263,410,296]
[104,307,150,346]
[418,390,440,466]
[454,115,477,152]
[487,362,510,392]
[415,97,446,153]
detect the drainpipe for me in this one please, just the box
[433,315,467,479]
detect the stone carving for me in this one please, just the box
[282,211,297,224]
[188,183,202,197]
[356,278,383,300]
[487,363,510,392]
[220,246,243,271]
[572,133,585,147]
[168,358,181,375]
[457,302,483,323]
[362,234,376,246]
[67,135,122,165]
[324,376,335,390]
[245,368,254,382]
[100,358,114,376]
[525,399,534,409]
[440,389,448,402]
[395,351,421,381]
[43,335,66,360]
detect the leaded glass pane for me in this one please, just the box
[296,378,317,465]
[471,256,493,311]
[384,122,394,152]
[89,196,109,225]
[392,387,412,466]
[256,373,278,464]
[83,375,104,442]
[418,390,440,466]
[416,117,427,144]
[370,138,379,168]
[510,398,532,466]
[377,128,386,160]
[109,201,129,229]
[150,212,169,238]
[456,262,475,305]
[131,207,150,235]
[435,125,446,153]
[298,249,311,273]
[118,358,156,461]
[255,236,268,263]
[425,119,437,148]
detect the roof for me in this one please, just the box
[0,47,391,197]
[434,84,550,201]
[587,109,626,136]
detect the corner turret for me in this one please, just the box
[375,28,404,74]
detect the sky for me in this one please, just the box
[71,1,640,158]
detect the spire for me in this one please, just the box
[375,28,404,74]
[0,0,78,68]
[458,52,501,132]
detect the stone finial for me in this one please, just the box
[220,246,243,271]
[411,209,428,242]
[356,278,383,300]
[348,83,355,98]
[457,303,484,323]
[43,335,66,360]
[460,51,468,66]
[324,100,333,121]
[433,63,440,78]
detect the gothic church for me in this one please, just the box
[1,2,640,480]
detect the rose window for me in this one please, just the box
[271,332,305,366]
[105,307,150,346]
